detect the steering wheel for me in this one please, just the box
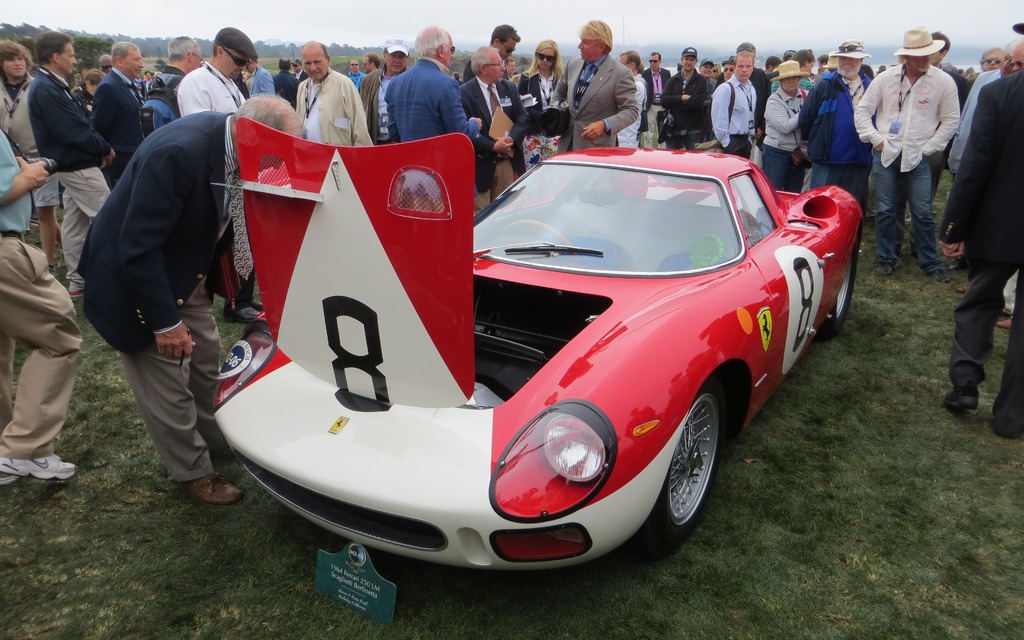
[500,219,571,246]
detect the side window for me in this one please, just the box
[730,174,777,247]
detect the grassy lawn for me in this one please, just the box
[2,175,1021,639]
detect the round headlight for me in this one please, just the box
[543,414,606,482]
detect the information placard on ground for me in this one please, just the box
[315,543,397,624]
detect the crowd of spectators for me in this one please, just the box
[1,19,1022,494]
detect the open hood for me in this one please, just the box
[234,119,476,408]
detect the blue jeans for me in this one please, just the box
[762,144,805,193]
[809,162,870,211]
[872,152,942,272]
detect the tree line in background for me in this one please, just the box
[0,22,376,74]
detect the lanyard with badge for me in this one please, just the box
[890,69,915,136]
[205,62,242,109]
[2,81,27,119]
[304,82,321,120]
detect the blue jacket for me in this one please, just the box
[81,112,229,353]
[798,70,872,165]
[386,59,480,143]
[28,68,112,172]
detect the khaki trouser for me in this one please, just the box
[57,167,109,291]
[0,237,81,458]
[120,282,226,482]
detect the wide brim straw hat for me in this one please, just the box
[893,27,944,57]
[774,60,809,81]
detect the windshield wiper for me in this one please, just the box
[503,243,604,257]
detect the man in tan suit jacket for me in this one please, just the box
[550,20,639,152]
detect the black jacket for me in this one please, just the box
[28,68,111,171]
[940,71,1024,263]
[461,79,529,194]
[660,71,708,133]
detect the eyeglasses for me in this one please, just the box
[536,53,555,62]
[350,62,359,66]
[983,57,1004,65]
[481,63,502,68]
[1009,59,1024,69]
[501,42,516,55]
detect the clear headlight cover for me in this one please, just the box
[491,400,616,522]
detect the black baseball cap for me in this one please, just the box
[681,47,698,59]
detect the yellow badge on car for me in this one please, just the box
[757,307,772,351]
[329,417,349,434]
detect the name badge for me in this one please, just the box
[333,117,350,129]
[499,98,512,108]
[888,121,901,135]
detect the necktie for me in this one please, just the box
[488,84,500,117]
[226,171,254,280]
[584,63,597,82]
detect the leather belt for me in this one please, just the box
[1,231,25,240]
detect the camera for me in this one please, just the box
[27,157,58,175]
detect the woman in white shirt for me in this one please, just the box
[616,50,647,148]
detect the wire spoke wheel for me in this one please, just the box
[667,389,720,525]
[640,377,725,557]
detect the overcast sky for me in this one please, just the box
[7,4,1020,65]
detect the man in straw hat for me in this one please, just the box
[799,39,874,212]
[854,27,959,282]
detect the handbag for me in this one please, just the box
[695,138,724,152]
[790,147,812,169]
[539,106,570,137]
[657,111,675,144]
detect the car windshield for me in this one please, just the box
[473,163,744,275]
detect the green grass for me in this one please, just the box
[2,176,1022,639]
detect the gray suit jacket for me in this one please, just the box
[551,55,639,152]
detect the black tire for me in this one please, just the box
[816,226,860,341]
[639,377,725,558]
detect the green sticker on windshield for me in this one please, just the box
[689,235,726,268]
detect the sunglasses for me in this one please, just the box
[220,47,249,67]
[983,57,1004,64]
[1009,59,1024,69]
[536,53,555,62]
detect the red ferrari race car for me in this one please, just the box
[214,120,862,568]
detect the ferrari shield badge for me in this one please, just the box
[757,307,772,351]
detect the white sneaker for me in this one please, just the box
[0,455,76,481]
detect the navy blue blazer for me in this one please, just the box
[81,111,230,353]
[92,71,144,180]
[460,79,529,194]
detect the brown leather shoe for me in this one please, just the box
[179,473,244,505]
[996,318,1012,330]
